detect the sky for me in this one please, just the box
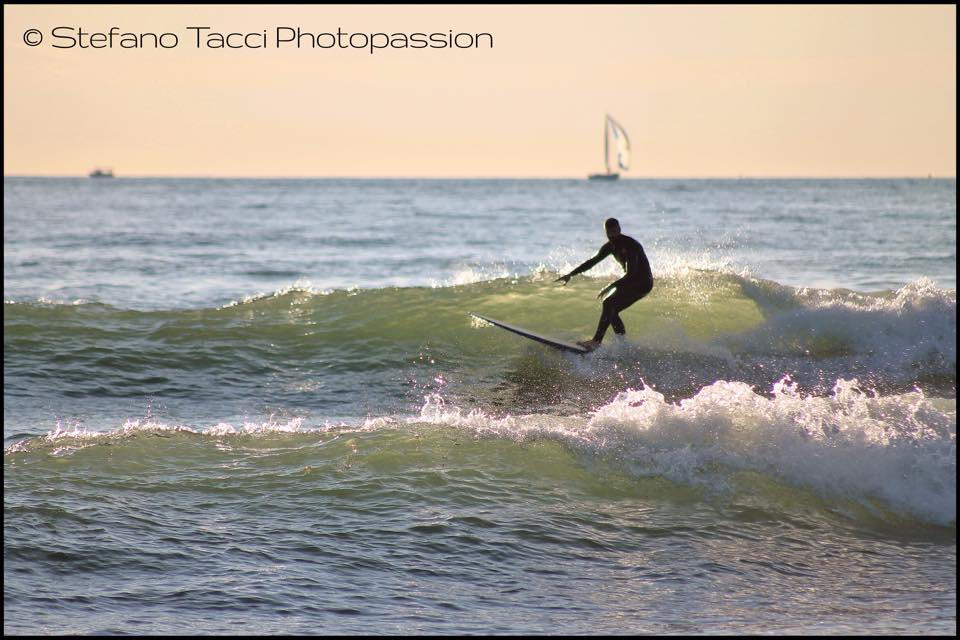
[4,4,956,178]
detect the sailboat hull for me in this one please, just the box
[587,172,619,181]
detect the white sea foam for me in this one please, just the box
[727,278,957,372]
[415,378,956,525]
[220,279,334,308]
[440,265,517,287]
[5,416,325,453]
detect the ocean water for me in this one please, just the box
[4,177,956,634]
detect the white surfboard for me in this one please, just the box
[470,313,590,355]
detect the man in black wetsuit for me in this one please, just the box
[555,218,653,352]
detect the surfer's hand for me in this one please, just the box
[555,274,571,286]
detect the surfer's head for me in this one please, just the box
[604,217,621,240]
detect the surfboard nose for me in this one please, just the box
[469,312,590,355]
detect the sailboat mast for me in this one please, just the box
[603,115,611,174]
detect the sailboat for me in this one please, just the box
[588,114,630,180]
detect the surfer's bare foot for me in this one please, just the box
[577,339,601,352]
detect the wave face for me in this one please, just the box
[5,272,955,413]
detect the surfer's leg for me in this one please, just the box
[592,305,613,343]
[593,290,629,342]
[611,312,626,335]
[596,284,651,342]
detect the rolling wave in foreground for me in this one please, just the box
[6,378,955,528]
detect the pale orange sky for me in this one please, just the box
[4,4,956,177]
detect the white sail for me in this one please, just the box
[589,114,630,180]
[606,115,631,172]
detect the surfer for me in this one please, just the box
[555,217,653,351]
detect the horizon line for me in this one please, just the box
[4,174,956,180]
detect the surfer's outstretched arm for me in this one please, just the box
[556,243,612,285]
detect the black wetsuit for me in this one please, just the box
[568,234,653,343]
